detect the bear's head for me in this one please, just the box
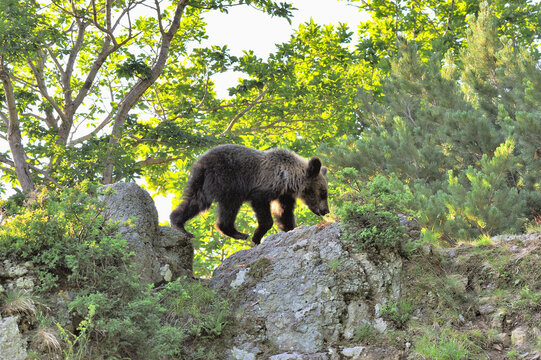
[300,157,329,217]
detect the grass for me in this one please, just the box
[32,323,62,355]
[1,288,37,317]
[412,328,485,360]
[353,323,378,344]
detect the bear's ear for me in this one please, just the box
[307,157,322,178]
[321,166,327,176]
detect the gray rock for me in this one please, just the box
[155,226,194,280]
[0,261,37,292]
[0,316,27,360]
[512,326,529,348]
[497,333,511,347]
[100,182,193,284]
[211,223,403,355]
[341,346,365,358]
[230,347,257,360]
[269,353,329,360]
[398,214,421,239]
[15,277,34,290]
[7,265,28,277]
[478,303,495,315]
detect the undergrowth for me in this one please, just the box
[0,182,232,359]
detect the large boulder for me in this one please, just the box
[100,182,193,284]
[0,316,27,360]
[210,223,404,359]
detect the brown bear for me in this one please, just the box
[170,144,329,244]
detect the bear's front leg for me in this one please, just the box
[272,194,296,232]
[216,200,249,240]
[251,200,274,245]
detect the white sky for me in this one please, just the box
[201,0,366,98]
[203,0,363,57]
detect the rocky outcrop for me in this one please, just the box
[100,182,193,284]
[0,260,37,294]
[3,181,539,359]
[0,316,27,360]
[210,223,405,359]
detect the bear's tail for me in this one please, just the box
[170,165,211,233]
[182,164,210,207]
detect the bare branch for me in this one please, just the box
[234,116,328,133]
[199,98,282,112]
[443,0,455,38]
[194,72,211,110]
[63,19,88,104]
[136,156,182,168]
[27,56,67,125]
[154,0,166,35]
[220,87,268,136]
[68,112,115,146]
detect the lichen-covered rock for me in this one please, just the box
[100,182,193,284]
[269,352,329,360]
[155,226,194,279]
[0,260,37,292]
[511,326,529,348]
[210,223,404,358]
[0,316,27,360]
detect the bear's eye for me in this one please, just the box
[304,189,314,197]
[320,189,327,199]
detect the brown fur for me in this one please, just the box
[170,144,329,244]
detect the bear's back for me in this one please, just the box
[195,144,307,199]
[194,145,263,197]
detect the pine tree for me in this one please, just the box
[328,3,540,241]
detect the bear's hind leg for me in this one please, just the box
[170,198,208,237]
[251,200,274,245]
[216,200,249,240]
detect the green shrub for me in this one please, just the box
[339,202,407,253]
[333,170,414,215]
[162,279,231,338]
[0,183,231,359]
[0,181,129,291]
[353,323,378,344]
[379,299,413,329]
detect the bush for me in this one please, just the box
[0,183,231,359]
[0,181,129,291]
[379,299,413,329]
[334,172,413,253]
[333,170,414,215]
[162,279,231,337]
[413,329,477,360]
[354,323,378,344]
[339,202,407,253]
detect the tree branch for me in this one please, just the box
[0,61,35,192]
[27,55,67,126]
[0,155,61,188]
[102,0,189,183]
[136,156,182,168]
[220,87,268,136]
[68,112,115,145]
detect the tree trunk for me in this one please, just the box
[102,0,189,184]
[0,62,35,192]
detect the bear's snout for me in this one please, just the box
[310,205,329,217]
